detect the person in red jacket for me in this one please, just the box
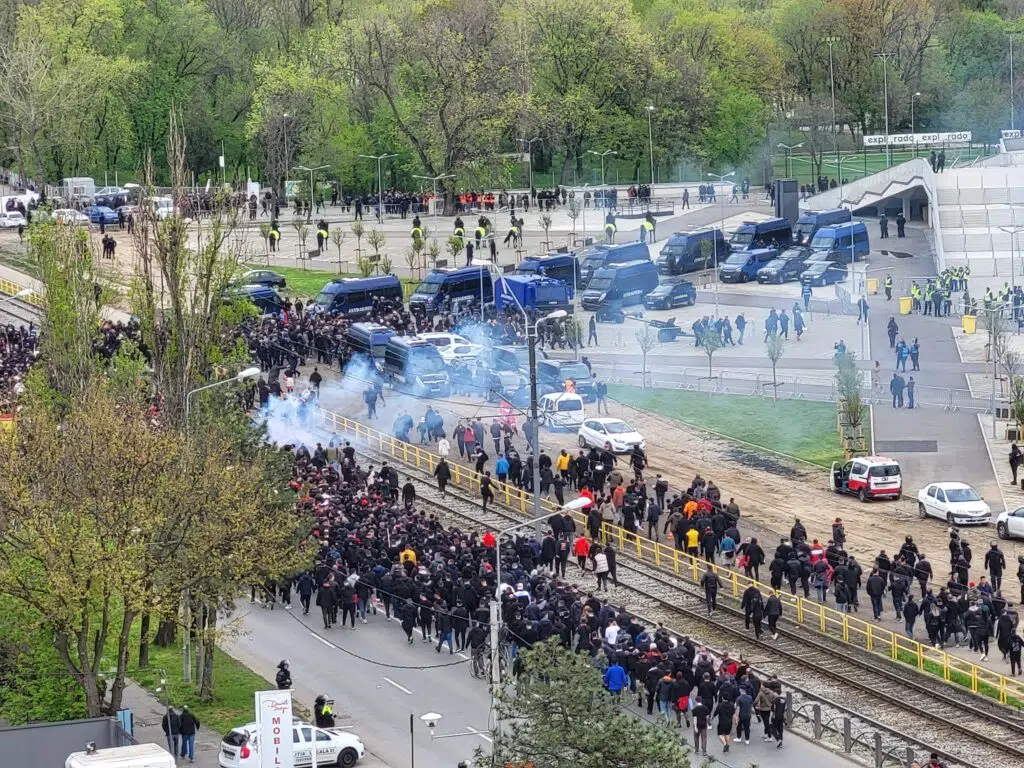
[573,534,591,571]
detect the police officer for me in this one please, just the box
[314,695,335,727]
[884,273,893,301]
[879,214,889,239]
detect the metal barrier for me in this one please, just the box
[317,406,1024,709]
[0,277,45,309]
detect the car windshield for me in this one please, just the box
[724,252,749,265]
[805,262,828,273]
[409,349,445,373]
[945,487,980,502]
[661,244,685,255]
[582,256,605,271]
[559,363,591,380]
[604,421,635,434]
[414,281,441,295]
[588,277,612,290]
[649,285,671,295]
[730,232,754,245]
[763,260,786,270]
[810,233,836,249]
[780,249,805,260]
[315,291,334,307]
[557,399,582,411]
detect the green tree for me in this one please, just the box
[485,640,689,768]
[765,332,786,400]
[698,324,723,379]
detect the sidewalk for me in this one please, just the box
[120,680,221,768]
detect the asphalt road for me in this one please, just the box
[225,605,859,768]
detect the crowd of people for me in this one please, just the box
[0,321,38,414]
[269,436,791,757]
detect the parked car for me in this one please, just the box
[830,456,902,502]
[52,208,90,225]
[756,247,812,284]
[577,417,646,453]
[642,278,696,309]
[800,260,848,287]
[82,205,119,224]
[219,719,364,768]
[0,211,27,229]
[996,506,1024,539]
[237,269,287,289]
[917,482,991,525]
[439,342,484,366]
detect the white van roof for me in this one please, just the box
[540,392,583,404]
[66,743,175,768]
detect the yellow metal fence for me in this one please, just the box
[320,408,1024,707]
[0,277,45,309]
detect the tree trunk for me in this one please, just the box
[772,365,778,401]
[182,591,191,685]
[154,619,176,647]
[195,603,206,690]
[139,612,151,668]
[199,609,217,703]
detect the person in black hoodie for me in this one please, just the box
[902,594,919,639]
[433,457,451,497]
[400,599,418,644]
[435,600,454,654]
[296,572,314,615]
[340,580,357,628]
[161,706,180,757]
[452,602,470,651]
[765,592,783,639]
[316,577,336,629]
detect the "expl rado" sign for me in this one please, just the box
[863,132,972,147]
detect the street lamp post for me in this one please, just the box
[489,498,590,732]
[1012,32,1021,131]
[292,165,329,224]
[874,51,895,168]
[837,154,861,213]
[358,153,398,223]
[777,143,803,179]
[184,367,262,421]
[646,106,656,187]
[586,150,618,186]
[707,171,734,319]
[911,92,921,136]
[412,173,455,224]
[824,37,840,175]
[517,137,542,192]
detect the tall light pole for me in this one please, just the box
[358,153,397,222]
[824,37,840,175]
[1012,32,1021,130]
[708,171,734,318]
[874,51,895,168]
[292,165,329,224]
[185,367,262,421]
[777,143,803,179]
[412,173,455,224]
[490,498,590,732]
[586,149,618,186]
[911,92,921,135]
[517,137,542,192]
[646,106,656,187]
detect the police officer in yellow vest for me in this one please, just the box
[314,695,335,727]
[269,222,281,253]
[453,216,465,243]
[641,212,656,244]
[604,211,616,244]
[884,273,893,301]
[316,219,329,252]
[411,225,424,243]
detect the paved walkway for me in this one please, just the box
[119,680,222,767]
[862,224,1000,506]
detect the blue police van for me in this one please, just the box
[223,284,285,315]
[729,218,793,253]
[793,209,852,245]
[408,266,493,316]
[578,241,650,287]
[810,221,870,264]
[315,275,403,318]
[382,336,451,396]
[656,228,726,275]
[515,253,581,296]
[580,260,659,310]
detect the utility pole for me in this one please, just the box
[646,106,656,187]
[517,137,542,192]
[825,37,840,176]
[586,149,618,186]
[358,154,397,223]
[874,52,895,168]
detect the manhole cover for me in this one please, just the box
[873,439,938,453]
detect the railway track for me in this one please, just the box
[325,424,1024,768]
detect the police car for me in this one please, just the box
[829,456,902,502]
[219,719,365,768]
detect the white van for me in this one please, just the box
[66,743,175,768]
[539,392,585,430]
[830,455,903,502]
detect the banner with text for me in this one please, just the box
[1002,129,1022,139]
[862,132,972,147]
[255,689,294,768]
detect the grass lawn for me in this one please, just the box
[608,384,861,466]
[129,622,276,735]
[773,147,992,187]
[244,264,420,300]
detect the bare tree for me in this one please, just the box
[765,333,786,400]
[635,324,659,389]
[698,326,723,380]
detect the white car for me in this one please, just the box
[439,342,484,366]
[53,208,90,225]
[577,417,646,453]
[220,719,364,768]
[539,392,585,430]
[0,211,26,229]
[996,506,1024,539]
[418,332,471,356]
[917,482,992,526]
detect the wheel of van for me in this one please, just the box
[946,512,955,525]
[997,522,1009,539]
[857,487,867,503]
[918,502,927,519]
[578,435,587,448]
[338,748,359,767]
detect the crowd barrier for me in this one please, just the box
[317,407,1024,708]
